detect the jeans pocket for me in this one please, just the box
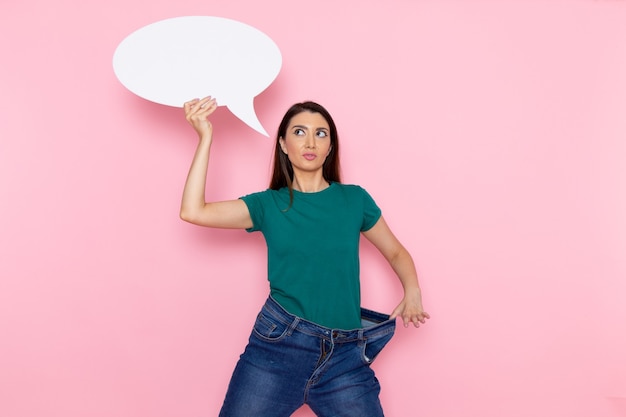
[252,310,291,342]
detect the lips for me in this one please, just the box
[303,153,317,161]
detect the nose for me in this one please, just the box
[304,133,316,148]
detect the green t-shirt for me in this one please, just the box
[240,182,381,329]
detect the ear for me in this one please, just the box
[279,137,288,154]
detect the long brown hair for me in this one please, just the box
[269,101,341,206]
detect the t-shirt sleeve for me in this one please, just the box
[359,186,382,231]
[239,191,266,233]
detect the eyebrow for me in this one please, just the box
[291,125,329,131]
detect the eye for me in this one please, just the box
[316,130,328,138]
[294,128,305,136]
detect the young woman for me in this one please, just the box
[181,96,429,417]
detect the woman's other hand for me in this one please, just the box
[390,288,430,328]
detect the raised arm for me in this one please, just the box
[362,216,430,328]
[179,97,253,229]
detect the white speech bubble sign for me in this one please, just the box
[112,16,282,136]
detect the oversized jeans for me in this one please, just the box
[219,296,396,417]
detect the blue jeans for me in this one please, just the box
[219,296,396,417]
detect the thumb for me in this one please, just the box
[389,304,403,320]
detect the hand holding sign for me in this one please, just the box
[113,16,282,136]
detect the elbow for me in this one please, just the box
[180,203,211,225]
[179,207,196,223]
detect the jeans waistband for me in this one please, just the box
[263,296,396,343]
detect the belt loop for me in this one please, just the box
[287,317,300,336]
[358,329,364,341]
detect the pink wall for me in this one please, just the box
[1,1,625,416]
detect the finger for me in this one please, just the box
[195,98,217,117]
[203,101,218,115]
[197,96,216,109]
[184,98,200,112]
[412,312,430,327]
[193,106,217,123]
[403,313,417,328]
[187,103,218,126]
[184,97,216,116]
[389,306,402,320]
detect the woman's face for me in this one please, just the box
[279,111,332,175]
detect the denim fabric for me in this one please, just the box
[219,296,396,417]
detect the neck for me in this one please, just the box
[292,173,329,193]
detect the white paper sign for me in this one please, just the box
[113,16,282,136]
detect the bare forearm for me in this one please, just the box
[362,217,429,326]
[389,248,422,294]
[179,97,252,229]
[180,97,218,221]
[389,247,429,327]
[180,135,212,220]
